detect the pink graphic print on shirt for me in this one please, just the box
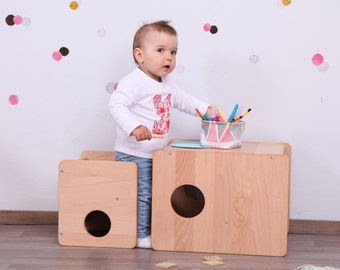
[153,94,172,135]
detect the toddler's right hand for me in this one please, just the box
[131,125,152,141]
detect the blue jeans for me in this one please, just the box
[115,151,152,238]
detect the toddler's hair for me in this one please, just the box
[132,20,177,64]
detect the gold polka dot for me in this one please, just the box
[70,1,79,10]
[282,0,291,6]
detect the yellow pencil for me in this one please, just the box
[233,108,252,123]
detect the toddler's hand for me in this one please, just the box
[131,125,152,141]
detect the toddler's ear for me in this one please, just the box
[134,48,144,64]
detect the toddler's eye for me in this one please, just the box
[157,48,165,53]
[171,50,177,56]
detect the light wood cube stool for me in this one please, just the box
[152,141,291,256]
[58,150,137,248]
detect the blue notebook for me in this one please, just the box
[171,141,208,149]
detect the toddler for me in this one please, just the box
[109,20,215,248]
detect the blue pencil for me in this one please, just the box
[227,104,239,122]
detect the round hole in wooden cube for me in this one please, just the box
[84,210,111,237]
[171,185,205,218]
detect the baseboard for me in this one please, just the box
[0,211,340,235]
[289,219,340,235]
[0,211,58,225]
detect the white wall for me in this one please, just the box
[1,0,339,220]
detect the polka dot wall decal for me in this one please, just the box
[249,54,259,64]
[210,25,218,34]
[52,51,63,61]
[59,47,69,56]
[70,1,79,10]
[5,15,15,26]
[52,47,69,61]
[312,53,324,66]
[311,53,329,72]
[9,94,19,105]
[317,61,329,72]
[13,15,23,25]
[277,0,291,9]
[203,23,211,32]
[282,0,292,6]
[106,82,117,94]
[97,28,107,37]
[5,14,31,27]
[203,23,218,34]
[22,17,32,27]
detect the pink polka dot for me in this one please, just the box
[114,82,118,90]
[52,51,63,61]
[203,23,211,32]
[13,15,23,25]
[9,94,19,105]
[97,28,107,37]
[312,53,324,66]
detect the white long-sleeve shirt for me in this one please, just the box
[109,68,209,158]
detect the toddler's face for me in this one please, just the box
[135,30,178,81]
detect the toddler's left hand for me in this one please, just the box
[131,125,152,141]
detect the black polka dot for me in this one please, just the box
[6,15,15,26]
[59,47,69,56]
[210,25,218,34]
